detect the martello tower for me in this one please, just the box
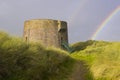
[23,19,68,48]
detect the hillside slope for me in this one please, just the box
[0,32,75,80]
[71,41,120,80]
[0,31,120,80]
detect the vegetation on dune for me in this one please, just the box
[71,40,95,52]
[0,31,120,80]
[72,41,120,80]
[0,32,75,80]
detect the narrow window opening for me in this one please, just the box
[26,37,28,42]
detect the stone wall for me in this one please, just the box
[23,19,68,48]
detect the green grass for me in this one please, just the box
[0,32,75,80]
[71,41,120,80]
[0,31,120,80]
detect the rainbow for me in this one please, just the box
[68,0,89,24]
[91,6,120,40]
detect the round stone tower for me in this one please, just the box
[23,19,68,48]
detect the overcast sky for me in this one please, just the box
[0,0,120,43]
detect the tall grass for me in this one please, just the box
[0,32,75,80]
[71,41,120,80]
[91,43,120,80]
[1,31,120,80]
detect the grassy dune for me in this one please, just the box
[0,31,120,80]
[72,41,120,80]
[0,32,75,80]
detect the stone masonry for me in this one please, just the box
[23,19,68,48]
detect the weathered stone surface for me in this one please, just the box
[23,19,68,48]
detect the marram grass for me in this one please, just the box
[0,31,120,80]
[71,41,120,80]
[0,31,75,80]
